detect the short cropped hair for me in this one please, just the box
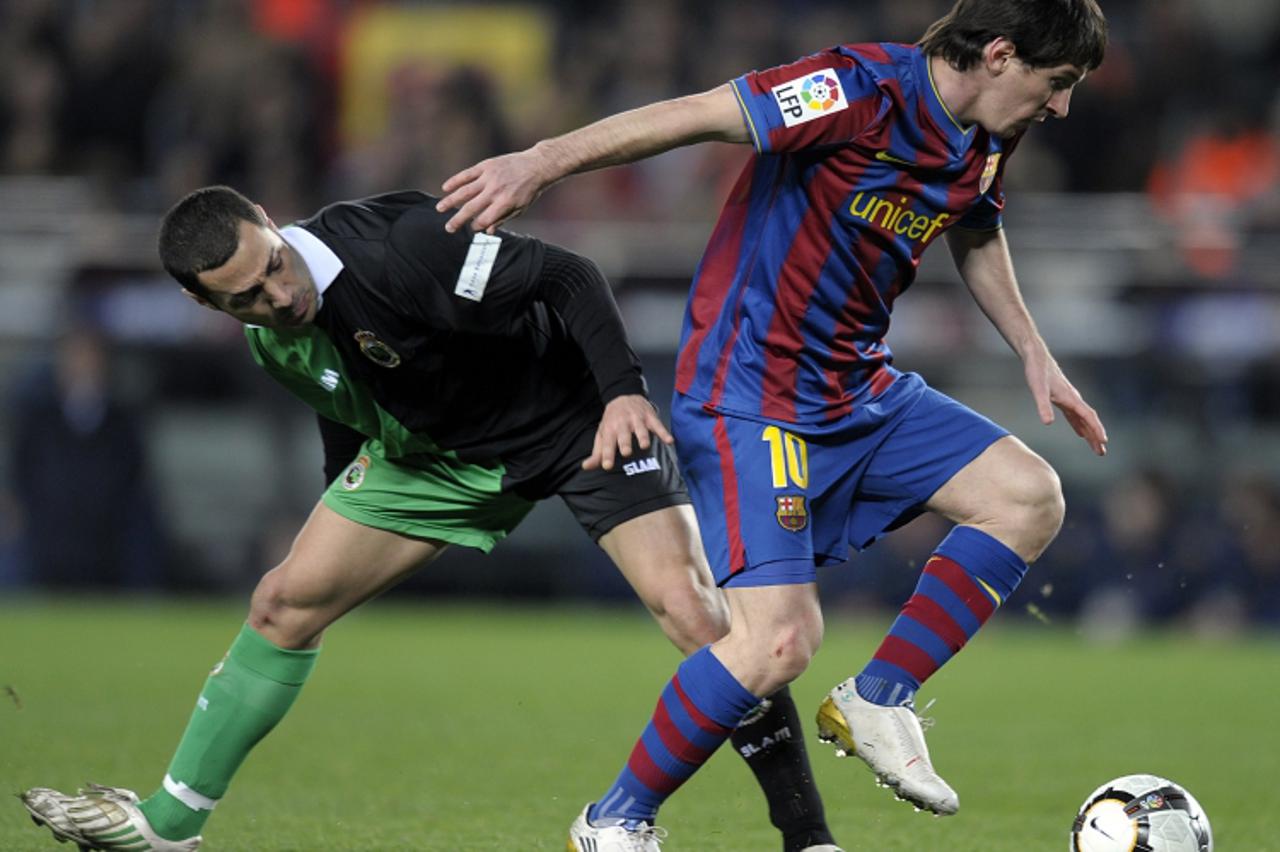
[919,0,1107,72]
[158,186,266,301]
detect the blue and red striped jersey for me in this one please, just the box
[675,42,1021,429]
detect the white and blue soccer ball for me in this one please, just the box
[1070,774,1212,852]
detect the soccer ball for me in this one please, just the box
[1070,774,1212,851]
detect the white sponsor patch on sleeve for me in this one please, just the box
[454,233,503,302]
[770,68,849,128]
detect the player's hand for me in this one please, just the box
[1022,347,1108,456]
[437,148,553,235]
[583,394,675,471]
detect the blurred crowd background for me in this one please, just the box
[1,0,1278,637]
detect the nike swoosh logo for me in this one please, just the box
[875,151,916,167]
[1089,816,1116,841]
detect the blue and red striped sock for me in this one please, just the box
[590,646,760,824]
[855,525,1028,707]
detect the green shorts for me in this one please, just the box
[322,439,535,553]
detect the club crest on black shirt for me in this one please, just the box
[354,330,402,368]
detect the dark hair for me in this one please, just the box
[157,185,266,301]
[919,0,1107,72]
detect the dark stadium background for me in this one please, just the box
[1,0,1278,636]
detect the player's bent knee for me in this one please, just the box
[246,563,338,649]
[761,621,822,686]
[1007,458,1065,558]
[716,600,822,694]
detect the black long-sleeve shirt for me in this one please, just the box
[245,191,647,492]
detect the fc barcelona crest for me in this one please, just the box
[775,494,808,532]
[979,153,1002,194]
[354,330,401,368]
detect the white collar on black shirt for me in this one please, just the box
[281,225,342,310]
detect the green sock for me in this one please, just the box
[138,624,318,840]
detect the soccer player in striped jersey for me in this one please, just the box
[439,0,1110,847]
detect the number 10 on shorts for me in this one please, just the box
[762,425,808,489]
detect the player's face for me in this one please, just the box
[194,220,319,328]
[984,59,1085,138]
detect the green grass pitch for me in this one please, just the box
[1,599,1276,850]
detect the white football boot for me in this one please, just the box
[567,802,667,851]
[800,846,845,851]
[20,784,202,851]
[815,678,959,815]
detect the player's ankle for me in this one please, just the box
[781,823,836,852]
[138,790,207,841]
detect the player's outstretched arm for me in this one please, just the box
[437,83,750,234]
[945,227,1109,457]
[583,394,675,472]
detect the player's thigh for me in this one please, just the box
[598,504,724,619]
[851,385,1008,547]
[261,500,447,613]
[923,434,1061,528]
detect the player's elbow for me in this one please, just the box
[683,84,752,145]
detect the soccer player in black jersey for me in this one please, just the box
[19,186,842,852]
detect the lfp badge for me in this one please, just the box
[772,68,849,128]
